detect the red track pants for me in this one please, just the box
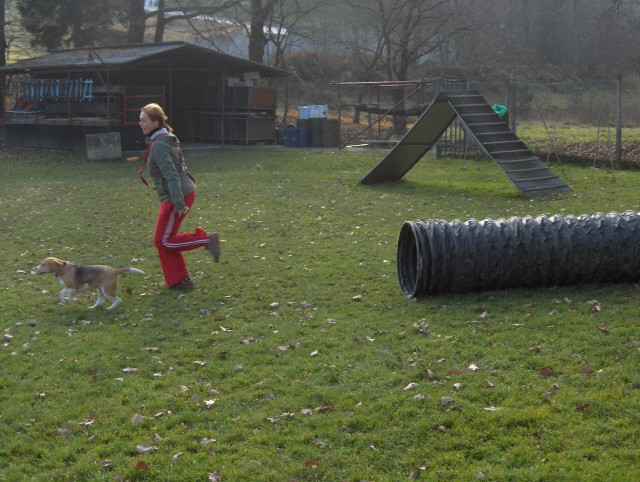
[153,190,209,287]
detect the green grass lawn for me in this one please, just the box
[0,146,638,481]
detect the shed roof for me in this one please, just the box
[0,42,289,77]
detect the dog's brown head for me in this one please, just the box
[34,257,66,275]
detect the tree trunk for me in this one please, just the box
[392,61,409,134]
[353,89,365,124]
[70,4,84,47]
[154,0,167,43]
[0,0,5,68]
[0,0,5,122]
[128,0,146,44]
[391,86,407,135]
[248,0,266,63]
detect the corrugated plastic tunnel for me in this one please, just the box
[397,211,640,298]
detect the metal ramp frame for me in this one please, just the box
[360,90,571,196]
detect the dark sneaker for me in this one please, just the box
[206,232,220,262]
[170,277,195,290]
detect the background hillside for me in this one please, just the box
[4,0,640,164]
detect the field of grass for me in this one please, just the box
[0,146,638,481]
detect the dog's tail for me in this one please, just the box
[115,267,145,276]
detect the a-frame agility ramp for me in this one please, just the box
[360,90,571,196]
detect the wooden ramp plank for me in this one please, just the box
[360,95,457,184]
[360,90,571,196]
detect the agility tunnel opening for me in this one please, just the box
[397,211,640,298]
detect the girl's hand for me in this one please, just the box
[178,206,189,216]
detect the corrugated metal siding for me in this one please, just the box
[1,42,288,78]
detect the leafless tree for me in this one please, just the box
[0,0,6,69]
[212,0,326,65]
[128,0,147,43]
[264,0,327,68]
[128,0,243,44]
[345,0,478,132]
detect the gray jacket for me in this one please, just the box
[147,132,195,212]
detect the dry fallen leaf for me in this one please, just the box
[171,452,184,463]
[587,300,601,313]
[315,401,333,413]
[208,470,221,482]
[404,382,419,391]
[540,367,555,377]
[136,444,158,454]
[439,396,455,407]
[483,406,501,412]
[580,365,593,375]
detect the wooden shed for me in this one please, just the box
[0,42,289,150]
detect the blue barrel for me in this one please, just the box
[297,128,309,147]
[284,127,298,147]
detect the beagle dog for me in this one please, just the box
[34,257,145,310]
